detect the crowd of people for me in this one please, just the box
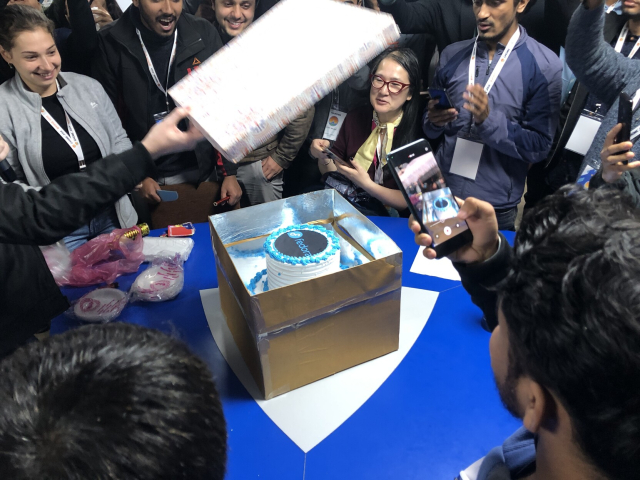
[0,0,639,478]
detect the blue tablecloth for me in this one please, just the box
[53,218,519,480]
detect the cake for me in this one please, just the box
[264,225,340,289]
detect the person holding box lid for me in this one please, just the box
[423,0,562,231]
[0,107,203,358]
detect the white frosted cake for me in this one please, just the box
[264,225,341,289]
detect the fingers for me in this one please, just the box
[456,196,493,222]
[163,106,191,126]
[604,123,623,149]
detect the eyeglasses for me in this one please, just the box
[370,74,410,95]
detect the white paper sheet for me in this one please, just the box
[410,246,461,281]
[450,137,484,180]
[565,114,601,156]
[200,286,438,452]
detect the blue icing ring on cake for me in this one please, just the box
[264,224,340,266]
[246,269,267,295]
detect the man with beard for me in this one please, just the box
[409,187,640,479]
[424,0,561,231]
[93,0,242,228]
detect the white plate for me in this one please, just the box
[73,288,128,322]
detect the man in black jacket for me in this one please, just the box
[410,187,640,479]
[93,0,242,225]
[0,108,202,358]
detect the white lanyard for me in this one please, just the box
[468,28,520,95]
[136,28,178,110]
[615,22,640,58]
[41,83,85,170]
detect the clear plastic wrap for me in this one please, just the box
[142,237,194,262]
[130,254,185,302]
[66,287,129,323]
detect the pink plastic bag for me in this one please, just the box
[58,228,145,287]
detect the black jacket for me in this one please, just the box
[452,233,513,331]
[379,0,574,55]
[93,8,238,179]
[0,143,156,356]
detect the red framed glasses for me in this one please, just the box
[370,74,410,95]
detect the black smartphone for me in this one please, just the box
[616,92,633,165]
[428,88,454,110]
[324,148,355,169]
[387,139,473,259]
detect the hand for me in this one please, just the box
[134,177,161,204]
[141,108,204,160]
[463,84,490,125]
[426,99,458,127]
[0,135,9,162]
[221,175,242,206]
[91,7,113,28]
[335,158,373,189]
[409,197,499,263]
[310,139,331,161]
[261,156,283,181]
[600,123,640,184]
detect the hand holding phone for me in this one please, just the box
[387,139,472,258]
[428,88,454,109]
[156,189,179,202]
[324,149,355,169]
[616,92,633,164]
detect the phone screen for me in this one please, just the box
[387,139,471,254]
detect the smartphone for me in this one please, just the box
[156,189,179,202]
[324,148,355,169]
[616,92,633,164]
[387,139,473,259]
[428,88,454,110]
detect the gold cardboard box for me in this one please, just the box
[209,190,402,399]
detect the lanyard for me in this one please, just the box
[468,28,520,96]
[615,22,640,58]
[136,28,178,111]
[41,83,85,170]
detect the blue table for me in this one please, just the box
[53,218,519,480]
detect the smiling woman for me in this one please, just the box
[0,5,137,251]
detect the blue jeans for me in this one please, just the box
[63,208,120,252]
[494,206,518,232]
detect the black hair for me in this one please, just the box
[0,4,54,52]
[369,47,422,150]
[500,186,640,479]
[0,323,228,480]
[45,0,122,30]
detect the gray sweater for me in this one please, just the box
[566,5,640,204]
[0,72,137,228]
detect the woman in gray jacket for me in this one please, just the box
[0,5,136,250]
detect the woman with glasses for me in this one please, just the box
[310,48,422,216]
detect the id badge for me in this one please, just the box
[153,111,170,124]
[322,108,347,142]
[565,110,603,156]
[450,136,484,181]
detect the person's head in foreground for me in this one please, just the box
[415,186,640,478]
[0,323,227,480]
[494,187,640,478]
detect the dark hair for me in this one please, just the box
[0,4,54,51]
[500,186,640,479]
[45,0,122,30]
[369,47,422,149]
[0,323,228,480]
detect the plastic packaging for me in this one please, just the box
[41,241,72,285]
[131,254,185,302]
[56,228,145,287]
[68,287,129,323]
[142,237,194,262]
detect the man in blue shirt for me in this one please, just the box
[424,0,562,230]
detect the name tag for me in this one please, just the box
[322,108,347,142]
[450,137,484,181]
[565,111,603,156]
